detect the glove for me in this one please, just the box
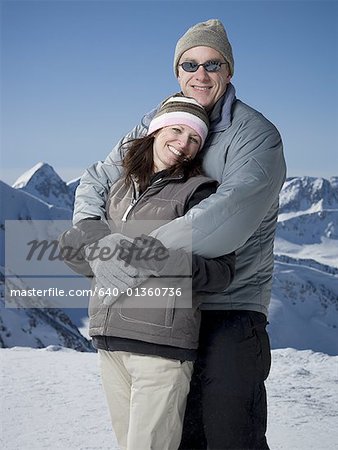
[118,234,192,279]
[61,218,111,248]
[118,234,170,273]
[117,234,194,308]
[85,233,151,306]
[58,218,111,277]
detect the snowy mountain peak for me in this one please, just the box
[13,162,57,189]
[279,176,338,214]
[12,162,75,210]
[277,176,338,246]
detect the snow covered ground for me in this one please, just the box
[1,346,338,450]
[274,236,338,269]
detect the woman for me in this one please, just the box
[60,95,235,450]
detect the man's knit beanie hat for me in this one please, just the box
[147,94,209,148]
[173,19,234,77]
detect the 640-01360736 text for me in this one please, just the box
[96,286,183,297]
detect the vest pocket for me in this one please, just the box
[117,280,176,330]
[88,293,109,331]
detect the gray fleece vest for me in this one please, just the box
[88,174,216,350]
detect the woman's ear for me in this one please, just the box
[151,129,161,140]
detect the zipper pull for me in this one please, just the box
[122,201,135,222]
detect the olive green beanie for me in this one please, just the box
[173,19,234,77]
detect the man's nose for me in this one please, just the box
[195,65,210,80]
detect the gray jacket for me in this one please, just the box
[74,84,286,316]
[89,174,234,350]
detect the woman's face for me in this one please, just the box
[152,125,202,172]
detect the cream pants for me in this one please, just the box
[98,349,193,450]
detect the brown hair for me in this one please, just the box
[121,134,203,193]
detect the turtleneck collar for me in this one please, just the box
[208,82,236,133]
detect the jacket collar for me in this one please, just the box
[149,169,185,185]
[209,82,236,133]
[133,169,185,196]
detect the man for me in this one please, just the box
[73,19,286,449]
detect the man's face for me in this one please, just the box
[177,46,231,111]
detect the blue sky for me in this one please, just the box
[1,0,338,184]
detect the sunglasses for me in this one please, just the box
[179,60,227,73]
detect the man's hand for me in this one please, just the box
[85,233,192,305]
[119,234,192,280]
[118,234,170,273]
[85,234,152,305]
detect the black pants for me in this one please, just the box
[179,310,271,450]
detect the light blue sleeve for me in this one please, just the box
[72,107,158,224]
